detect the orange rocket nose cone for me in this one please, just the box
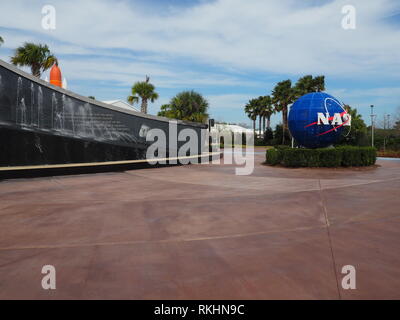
[50,63,62,88]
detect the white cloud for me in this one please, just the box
[207,93,254,109]
[42,56,262,89]
[1,0,400,122]
[330,86,400,108]
[1,0,399,77]
[329,86,400,124]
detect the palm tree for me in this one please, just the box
[293,75,313,99]
[158,90,209,123]
[294,75,325,99]
[245,98,258,136]
[272,80,294,144]
[0,36,4,46]
[127,76,159,114]
[10,43,57,78]
[313,75,325,92]
[340,105,367,145]
[255,97,264,136]
[158,104,173,118]
[259,95,274,132]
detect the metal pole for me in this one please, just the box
[370,105,374,147]
[383,137,386,153]
[384,114,386,130]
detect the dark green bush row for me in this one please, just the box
[266,146,376,167]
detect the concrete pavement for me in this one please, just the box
[0,152,399,299]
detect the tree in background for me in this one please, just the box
[157,104,174,118]
[245,98,258,136]
[394,107,400,131]
[255,97,263,136]
[127,76,159,114]
[394,120,400,131]
[272,79,294,144]
[0,36,4,46]
[293,75,325,99]
[258,95,274,132]
[369,109,400,151]
[313,75,325,92]
[157,90,209,123]
[273,124,291,146]
[10,43,57,78]
[242,75,327,145]
[258,95,274,145]
[338,105,368,146]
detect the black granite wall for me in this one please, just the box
[0,60,206,167]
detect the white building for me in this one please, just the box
[209,123,255,145]
[102,100,140,113]
[211,123,254,135]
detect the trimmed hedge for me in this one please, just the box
[266,146,376,167]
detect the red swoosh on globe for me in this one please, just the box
[317,119,350,136]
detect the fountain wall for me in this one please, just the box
[0,60,207,167]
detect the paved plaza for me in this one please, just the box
[0,152,399,299]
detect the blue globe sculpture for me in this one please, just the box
[288,92,348,149]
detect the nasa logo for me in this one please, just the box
[317,112,351,126]
[305,109,351,137]
[288,92,351,148]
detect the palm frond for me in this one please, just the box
[10,42,57,77]
[127,95,139,104]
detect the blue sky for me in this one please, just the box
[0,0,399,128]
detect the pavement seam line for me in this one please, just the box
[127,171,400,192]
[0,213,399,252]
[0,225,325,252]
[319,179,341,300]
[1,176,399,206]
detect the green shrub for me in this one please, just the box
[265,146,376,167]
[265,148,280,165]
[337,146,376,166]
[362,147,377,166]
[282,148,306,167]
[303,149,320,167]
[338,146,359,167]
[255,138,266,146]
[318,148,342,167]
[275,145,291,151]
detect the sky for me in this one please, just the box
[0,0,399,128]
